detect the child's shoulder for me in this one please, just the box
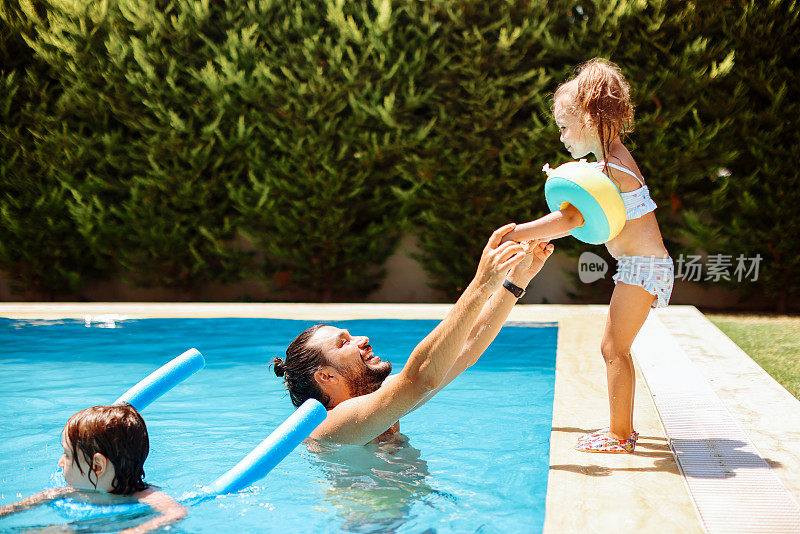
[133,486,159,500]
[603,155,645,192]
[134,486,179,506]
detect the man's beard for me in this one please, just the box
[341,360,392,398]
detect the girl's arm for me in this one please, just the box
[0,487,75,517]
[547,230,573,240]
[119,489,187,534]
[502,204,584,243]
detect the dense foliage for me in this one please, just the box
[1,0,796,308]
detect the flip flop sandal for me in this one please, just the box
[575,431,636,453]
[577,428,639,443]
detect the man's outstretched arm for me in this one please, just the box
[409,240,555,410]
[312,224,527,445]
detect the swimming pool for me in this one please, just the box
[0,317,557,533]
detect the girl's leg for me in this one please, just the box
[601,282,655,441]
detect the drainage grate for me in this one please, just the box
[633,316,800,533]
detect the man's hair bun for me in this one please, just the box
[271,357,285,377]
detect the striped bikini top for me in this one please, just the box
[595,161,657,220]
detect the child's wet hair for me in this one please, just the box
[554,58,634,164]
[64,403,150,495]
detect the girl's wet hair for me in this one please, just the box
[554,57,634,165]
[271,324,331,408]
[64,403,150,495]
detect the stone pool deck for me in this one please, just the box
[1,303,798,532]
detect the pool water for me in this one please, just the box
[0,318,557,533]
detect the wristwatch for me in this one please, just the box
[502,279,527,299]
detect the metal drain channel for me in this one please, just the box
[633,316,800,533]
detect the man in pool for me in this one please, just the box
[271,224,554,445]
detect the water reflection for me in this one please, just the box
[308,434,455,534]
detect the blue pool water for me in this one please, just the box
[0,318,557,533]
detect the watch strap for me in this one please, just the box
[502,279,526,299]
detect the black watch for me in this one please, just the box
[502,279,527,299]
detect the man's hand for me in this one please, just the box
[506,240,555,288]
[474,224,527,293]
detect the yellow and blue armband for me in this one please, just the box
[544,161,626,245]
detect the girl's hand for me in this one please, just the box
[542,163,553,176]
[506,240,555,288]
[474,224,526,293]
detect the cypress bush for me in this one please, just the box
[403,0,738,299]
[1,0,423,299]
[0,5,106,297]
[228,0,439,300]
[399,1,567,297]
[2,0,253,292]
[680,0,800,312]
[0,0,797,308]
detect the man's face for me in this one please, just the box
[310,326,392,397]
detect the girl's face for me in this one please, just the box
[554,101,596,159]
[58,431,94,490]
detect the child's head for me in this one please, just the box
[58,403,150,495]
[553,58,634,162]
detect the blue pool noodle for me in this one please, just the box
[49,355,325,520]
[49,348,206,521]
[113,348,205,411]
[204,399,327,495]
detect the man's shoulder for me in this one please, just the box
[309,373,411,444]
[380,373,400,388]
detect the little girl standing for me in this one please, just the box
[504,58,673,453]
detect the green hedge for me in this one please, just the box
[402,1,739,298]
[0,0,797,308]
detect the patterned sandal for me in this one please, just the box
[577,428,639,444]
[575,431,636,453]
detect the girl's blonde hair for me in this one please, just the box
[553,58,634,164]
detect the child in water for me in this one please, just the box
[0,403,186,532]
[504,58,673,453]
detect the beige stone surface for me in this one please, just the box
[543,308,702,534]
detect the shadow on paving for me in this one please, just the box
[549,428,783,478]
